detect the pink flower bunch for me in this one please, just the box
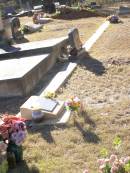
[83,155,130,173]
[83,169,89,173]
[0,115,27,146]
[0,141,7,152]
[97,154,130,173]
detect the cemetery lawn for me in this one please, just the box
[20,16,105,44]
[8,18,130,173]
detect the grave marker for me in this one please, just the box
[68,28,82,51]
[118,6,130,15]
[20,96,65,120]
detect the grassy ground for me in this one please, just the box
[8,18,130,172]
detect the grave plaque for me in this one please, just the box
[31,97,58,112]
[68,28,82,50]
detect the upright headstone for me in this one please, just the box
[68,28,82,50]
[118,6,130,15]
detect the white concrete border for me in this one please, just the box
[84,21,110,51]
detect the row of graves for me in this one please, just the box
[0,7,83,170]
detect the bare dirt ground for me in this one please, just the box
[20,16,104,44]
[6,18,130,173]
[58,18,130,105]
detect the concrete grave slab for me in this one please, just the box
[31,110,71,127]
[20,96,65,120]
[0,36,69,97]
[0,37,68,59]
[0,53,58,97]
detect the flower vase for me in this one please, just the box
[7,141,23,163]
[7,152,16,169]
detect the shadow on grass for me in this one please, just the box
[8,160,40,173]
[81,110,96,128]
[74,120,100,143]
[27,125,55,144]
[28,124,67,144]
[79,52,106,75]
[15,37,29,44]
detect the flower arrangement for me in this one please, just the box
[43,91,56,99]
[97,155,130,173]
[83,136,130,173]
[0,115,27,170]
[0,115,26,146]
[65,96,80,111]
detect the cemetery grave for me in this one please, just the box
[0,5,130,172]
[0,15,109,172]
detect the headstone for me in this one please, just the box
[118,6,130,15]
[23,23,43,33]
[68,28,82,50]
[20,96,65,120]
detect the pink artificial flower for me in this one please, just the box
[97,159,105,166]
[83,169,89,173]
[0,142,7,151]
[99,164,106,171]
[113,159,120,167]
[105,158,110,164]
[120,157,125,163]
[65,99,72,107]
[109,154,118,164]
[119,159,125,166]
[73,96,80,103]
[124,156,130,164]
[110,165,118,173]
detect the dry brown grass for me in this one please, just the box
[20,16,104,44]
[9,18,130,173]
